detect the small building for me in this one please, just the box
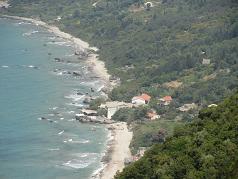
[208,104,218,108]
[202,58,211,65]
[159,96,173,105]
[132,93,151,105]
[147,110,160,120]
[178,103,197,112]
[100,101,132,119]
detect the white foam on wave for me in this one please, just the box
[63,138,90,144]
[65,54,74,57]
[66,103,84,107]
[1,65,9,68]
[67,111,75,114]
[64,94,85,102]
[97,85,104,92]
[47,41,72,47]
[27,65,39,69]
[49,107,58,110]
[74,152,98,158]
[80,80,100,86]
[91,164,106,179]
[67,118,76,122]
[48,36,57,40]
[58,130,64,135]
[17,21,31,25]
[62,159,90,169]
[23,30,39,36]
[48,148,60,151]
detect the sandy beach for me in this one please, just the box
[100,122,133,179]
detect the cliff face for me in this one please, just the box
[115,91,238,179]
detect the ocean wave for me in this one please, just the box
[91,164,105,179]
[97,85,105,92]
[16,21,32,25]
[47,41,72,47]
[74,152,98,158]
[67,118,76,122]
[66,103,84,107]
[23,30,39,36]
[27,65,39,69]
[49,106,58,110]
[63,138,90,144]
[1,65,9,68]
[65,54,75,57]
[58,130,64,135]
[48,36,57,40]
[64,94,85,102]
[62,159,91,169]
[55,70,71,76]
[48,148,60,151]
[67,111,75,114]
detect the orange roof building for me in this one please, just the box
[132,93,151,105]
[163,96,172,102]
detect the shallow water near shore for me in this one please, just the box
[0,18,108,179]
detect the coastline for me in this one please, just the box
[0,15,110,85]
[96,122,133,179]
[0,15,132,179]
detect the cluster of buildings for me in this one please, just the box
[99,93,173,120]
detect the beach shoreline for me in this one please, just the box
[94,122,132,179]
[0,15,132,179]
[0,15,110,86]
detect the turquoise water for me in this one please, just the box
[0,18,107,179]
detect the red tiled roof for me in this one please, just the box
[133,93,151,102]
[163,96,172,101]
[141,93,151,101]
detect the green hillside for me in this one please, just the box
[115,91,238,178]
[2,0,238,106]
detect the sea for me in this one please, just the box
[0,18,108,179]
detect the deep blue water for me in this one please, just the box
[0,18,107,179]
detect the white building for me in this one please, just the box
[100,101,132,119]
[132,93,151,105]
[132,97,146,105]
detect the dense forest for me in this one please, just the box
[115,91,238,178]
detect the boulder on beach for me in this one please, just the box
[72,71,81,76]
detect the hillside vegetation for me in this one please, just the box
[115,91,238,178]
[2,0,238,173]
[2,0,238,106]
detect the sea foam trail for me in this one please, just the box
[23,30,39,36]
[58,130,64,135]
[62,160,90,169]
[64,94,85,102]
